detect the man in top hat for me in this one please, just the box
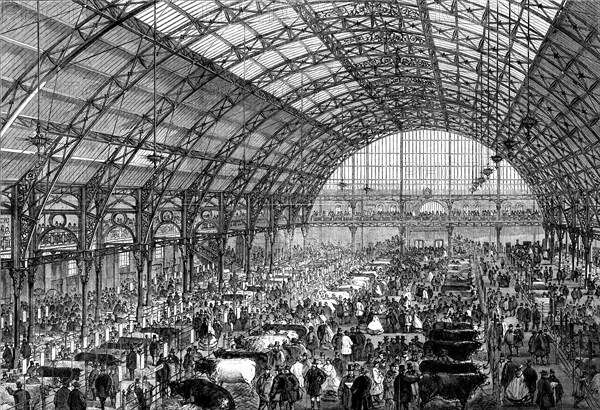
[7,380,32,410]
[332,351,347,378]
[270,366,289,410]
[126,345,137,380]
[522,359,538,404]
[54,381,71,410]
[504,324,515,356]
[3,343,14,370]
[548,369,563,407]
[528,331,538,363]
[95,366,112,410]
[306,326,319,357]
[394,364,421,410]
[339,364,356,410]
[67,381,86,410]
[535,370,555,410]
[514,323,525,355]
[350,367,372,410]
[305,360,327,409]
[284,365,301,410]
[183,347,194,378]
[255,367,272,410]
[88,363,99,400]
[332,328,344,353]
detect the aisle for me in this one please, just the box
[481,257,582,409]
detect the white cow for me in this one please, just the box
[246,335,290,351]
[212,358,256,386]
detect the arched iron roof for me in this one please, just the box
[1,0,599,230]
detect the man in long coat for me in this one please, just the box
[67,381,87,410]
[126,346,137,380]
[535,370,555,410]
[255,367,273,410]
[522,359,538,404]
[304,361,327,409]
[350,367,372,410]
[394,365,421,410]
[95,367,112,410]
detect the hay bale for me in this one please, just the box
[428,329,479,342]
[419,360,479,374]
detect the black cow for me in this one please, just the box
[418,372,487,410]
[74,352,119,365]
[35,366,82,382]
[169,378,235,409]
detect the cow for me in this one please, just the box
[283,343,309,365]
[195,358,257,390]
[239,334,290,352]
[212,350,268,374]
[74,351,119,365]
[418,372,487,410]
[35,366,82,383]
[169,379,235,410]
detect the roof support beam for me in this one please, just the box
[291,0,405,133]
[416,0,450,130]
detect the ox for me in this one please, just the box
[169,378,235,410]
[195,358,257,391]
[418,372,487,410]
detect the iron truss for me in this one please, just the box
[2,0,600,266]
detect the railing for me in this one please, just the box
[309,213,543,223]
[506,251,600,409]
[4,296,202,410]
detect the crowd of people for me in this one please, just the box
[2,232,595,410]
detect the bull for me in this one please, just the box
[236,334,290,351]
[418,372,487,410]
[212,350,268,376]
[74,351,119,365]
[35,366,82,383]
[169,379,235,410]
[195,358,257,390]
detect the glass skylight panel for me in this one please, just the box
[245,12,284,37]
[430,9,455,24]
[253,49,285,69]
[190,34,230,60]
[301,36,328,53]
[175,1,217,18]
[214,23,253,50]
[262,80,292,98]
[229,58,265,79]
[434,38,457,53]
[291,97,315,112]
[276,40,311,61]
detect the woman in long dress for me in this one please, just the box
[370,362,385,405]
[320,319,334,349]
[321,358,341,392]
[505,366,529,403]
[367,315,384,335]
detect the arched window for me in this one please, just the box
[434,239,444,248]
[414,239,424,249]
